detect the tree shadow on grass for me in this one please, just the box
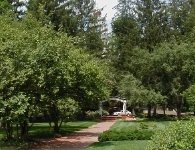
[29,124,92,139]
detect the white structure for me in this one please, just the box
[99,97,127,116]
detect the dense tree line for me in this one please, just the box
[0,1,111,140]
[111,0,195,118]
[1,0,195,142]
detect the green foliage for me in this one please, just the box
[28,0,107,55]
[149,42,195,117]
[57,98,79,121]
[0,0,11,14]
[183,84,195,112]
[98,120,161,142]
[114,0,195,51]
[98,128,154,142]
[0,13,110,139]
[85,110,101,120]
[85,110,109,120]
[115,0,170,51]
[119,74,165,110]
[147,121,195,150]
[111,16,139,71]
[0,93,31,124]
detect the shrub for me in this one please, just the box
[85,111,100,120]
[98,128,154,142]
[147,121,195,150]
[85,110,109,120]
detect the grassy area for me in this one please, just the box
[87,140,149,150]
[110,119,172,131]
[88,119,174,150]
[0,121,97,149]
[29,121,97,139]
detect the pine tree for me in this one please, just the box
[28,0,107,56]
[72,0,107,55]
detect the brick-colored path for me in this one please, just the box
[32,121,116,150]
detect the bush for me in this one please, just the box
[85,110,109,120]
[147,120,195,150]
[85,111,101,120]
[98,128,154,142]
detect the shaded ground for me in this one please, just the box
[87,140,149,150]
[31,121,116,150]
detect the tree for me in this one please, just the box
[167,0,192,38]
[114,0,170,52]
[111,16,140,72]
[0,13,110,139]
[134,0,170,51]
[149,42,195,118]
[119,74,164,117]
[28,0,107,56]
[183,84,195,115]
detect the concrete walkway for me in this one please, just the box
[32,121,116,150]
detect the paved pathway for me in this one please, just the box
[32,121,116,150]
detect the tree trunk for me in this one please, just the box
[148,104,152,118]
[132,108,135,116]
[6,122,13,140]
[53,120,60,134]
[163,104,166,117]
[16,124,19,139]
[176,96,182,120]
[0,121,6,129]
[49,103,60,134]
[176,107,181,120]
[194,105,195,116]
[153,105,157,117]
[20,121,28,139]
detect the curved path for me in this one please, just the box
[32,121,116,150]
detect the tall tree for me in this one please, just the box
[114,0,170,51]
[28,0,107,56]
[72,0,107,55]
[111,16,139,72]
[135,0,170,51]
[167,0,192,38]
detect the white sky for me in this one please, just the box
[95,0,118,29]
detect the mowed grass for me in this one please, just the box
[87,119,174,150]
[0,121,97,149]
[110,119,172,131]
[29,121,97,139]
[87,140,149,150]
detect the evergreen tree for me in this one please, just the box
[167,0,192,38]
[72,0,107,56]
[134,0,169,51]
[28,0,107,56]
[111,16,139,72]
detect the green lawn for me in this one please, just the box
[110,119,172,131]
[0,121,96,139]
[0,121,97,149]
[87,119,174,150]
[87,140,149,150]
[29,121,97,139]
